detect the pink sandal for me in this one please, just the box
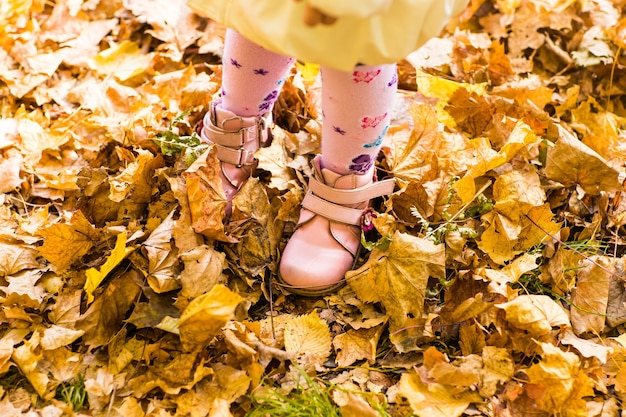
[278,156,395,296]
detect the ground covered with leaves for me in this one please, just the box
[2,0,626,415]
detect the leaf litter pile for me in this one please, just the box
[2,0,626,416]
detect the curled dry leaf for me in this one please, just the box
[496,294,570,337]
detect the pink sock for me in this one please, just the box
[320,64,398,175]
[220,29,296,117]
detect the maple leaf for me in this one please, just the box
[0,242,40,276]
[38,210,101,271]
[347,231,445,352]
[454,119,539,204]
[544,125,621,194]
[183,146,234,242]
[570,255,614,336]
[332,325,384,368]
[141,212,182,294]
[76,270,142,348]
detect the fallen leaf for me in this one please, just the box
[397,369,482,417]
[560,330,612,364]
[570,256,614,335]
[85,232,136,304]
[496,294,570,336]
[454,120,539,204]
[178,284,244,351]
[284,311,332,366]
[525,342,595,416]
[544,125,621,195]
[332,325,384,368]
[90,40,154,82]
[40,325,85,351]
[39,210,102,271]
[347,231,445,352]
[183,146,234,242]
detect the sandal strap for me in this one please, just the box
[302,177,395,226]
[201,101,272,167]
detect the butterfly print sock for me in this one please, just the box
[319,63,397,175]
[220,29,295,117]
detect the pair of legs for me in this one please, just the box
[203,29,397,293]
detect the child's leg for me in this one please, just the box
[279,63,397,293]
[200,29,295,217]
[220,29,296,117]
[320,64,397,174]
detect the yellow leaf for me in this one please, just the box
[84,232,135,304]
[332,325,384,368]
[482,252,541,295]
[496,294,570,336]
[295,61,320,84]
[178,284,244,351]
[109,148,157,203]
[414,69,487,129]
[493,168,545,222]
[480,346,515,397]
[143,212,181,294]
[347,231,445,352]
[525,342,595,417]
[336,392,380,417]
[424,347,481,388]
[477,212,520,265]
[39,210,101,271]
[570,256,613,335]
[544,125,621,194]
[40,325,85,351]
[454,120,538,204]
[90,40,153,81]
[560,330,612,364]
[517,203,561,252]
[12,332,50,398]
[284,311,331,364]
[179,244,226,300]
[3,270,45,309]
[397,370,481,417]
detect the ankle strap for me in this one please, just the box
[201,101,272,167]
[302,176,395,226]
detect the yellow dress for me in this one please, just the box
[187,0,468,71]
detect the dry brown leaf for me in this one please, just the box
[76,270,142,348]
[179,244,226,299]
[142,212,181,294]
[183,146,233,242]
[332,325,384,368]
[545,125,621,195]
